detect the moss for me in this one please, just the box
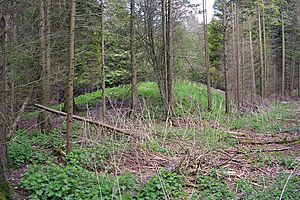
[0,178,12,200]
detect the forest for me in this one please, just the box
[0,0,300,199]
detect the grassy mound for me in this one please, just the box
[73,81,224,116]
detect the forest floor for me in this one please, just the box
[7,82,300,199]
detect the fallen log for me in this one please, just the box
[34,103,132,136]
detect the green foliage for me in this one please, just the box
[106,69,131,87]
[0,177,12,200]
[226,101,291,133]
[74,81,224,115]
[200,128,236,151]
[196,174,232,200]
[142,140,173,156]
[8,131,32,167]
[236,174,300,200]
[66,144,117,170]
[136,169,186,200]
[253,152,298,169]
[174,81,224,116]
[21,164,137,200]
[30,131,64,149]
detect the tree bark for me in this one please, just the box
[130,0,138,110]
[223,0,231,113]
[249,25,256,104]
[203,0,212,111]
[39,0,53,133]
[167,0,174,116]
[262,6,268,95]
[0,14,11,199]
[281,13,285,96]
[258,5,265,98]
[66,0,76,154]
[100,0,106,118]
[234,2,241,112]
[162,0,168,108]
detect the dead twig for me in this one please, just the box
[279,164,299,200]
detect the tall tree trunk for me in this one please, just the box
[162,0,168,108]
[0,14,11,199]
[39,0,53,133]
[130,0,138,110]
[235,2,241,112]
[0,14,8,174]
[144,0,165,102]
[66,0,76,154]
[281,13,285,96]
[258,5,265,98]
[10,0,17,124]
[203,0,212,111]
[298,62,300,97]
[223,0,231,114]
[101,0,106,118]
[249,25,256,104]
[262,5,268,95]
[291,60,296,94]
[167,0,174,116]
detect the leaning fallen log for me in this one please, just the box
[34,103,132,136]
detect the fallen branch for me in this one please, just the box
[53,148,67,157]
[8,96,30,138]
[251,147,291,152]
[239,137,300,145]
[34,103,132,136]
[277,118,300,122]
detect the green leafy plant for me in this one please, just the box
[21,164,137,200]
[235,174,300,200]
[30,131,64,149]
[8,132,32,167]
[66,144,117,170]
[196,174,232,200]
[136,169,186,199]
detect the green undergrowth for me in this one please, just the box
[8,131,32,167]
[73,81,224,116]
[66,143,120,170]
[190,172,300,200]
[235,174,300,200]
[227,101,293,133]
[252,152,298,170]
[0,178,12,200]
[21,164,137,200]
[152,125,236,153]
[136,169,186,199]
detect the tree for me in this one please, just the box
[234,2,241,112]
[222,0,231,113]
[203,0,212,111]
[258,4,265,98]
[66,0,76,154]
[39,0,53,133]
[249,24,257,104]
[101,0,106,118]
[167,0,174,116]
[162,0,168,109]
[131,0,138,110]
[0,12,12,199]
[281,10,285,96]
